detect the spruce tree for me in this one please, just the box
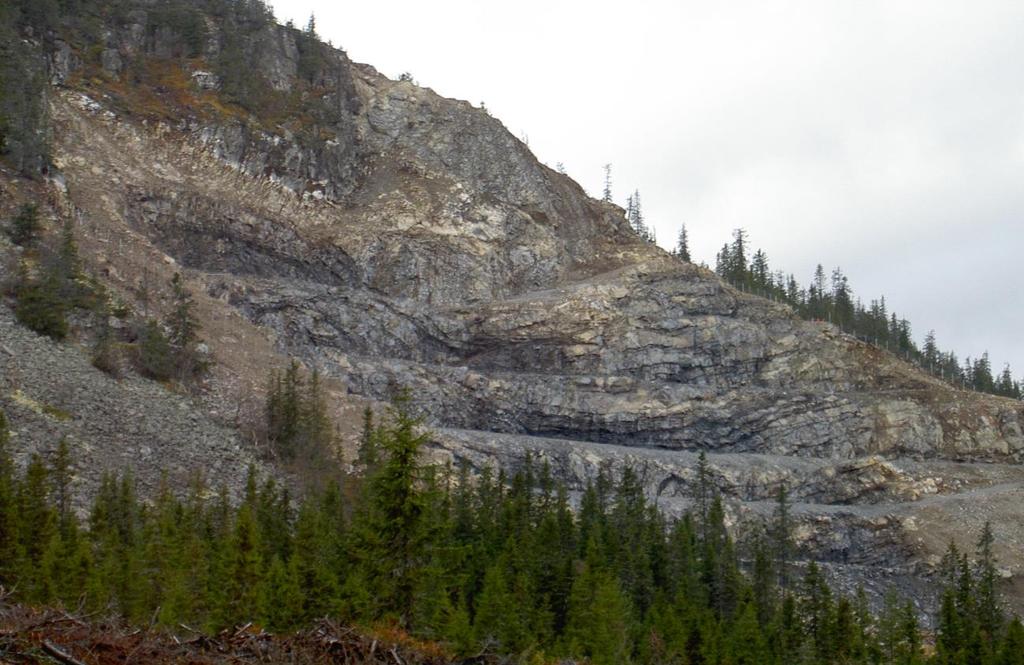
[16,454,56,601]
[167,272,202,381]
[50,437,74,539]
[259,556,304,632]
[729,601,770,665]
[675,224,691,262]
[999,618,1024,665]
[357,406,378,469]
[348,393,431,625]
[91,309,119,375]
[0,411,19,585]
[298,367,333,459]
[15,265,68,340]
[976,521,1003,642]
[139,319,173,381]
[473,559,529,653]
[291,500,339,621]
[8,202,39,246]
[771,485,792,590]
[695,451,712,535]
[218,504,263,628]
[564,543,634,665]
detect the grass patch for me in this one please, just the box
[9,390,73,421]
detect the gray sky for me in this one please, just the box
[272,0,1024,379]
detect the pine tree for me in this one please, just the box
[296,13,324,83]
[750,249,770,292]
[626,190,653,242]
[16,454,56,601]
[996,364,1019,399]
[348,393,431,625]
[139,319,173,381]
[167,273,202,381]
[976,521,1003,642]
[473,559,529,653]
[0,411,19,585]
[973,353,995,393]
[675,224,691,262]
[728,229,749,287]
[298,367,333,459]
[15,265,68,340]
[772,485,792,590]
[923,331,939,370]
[8,203,39,246]
[357,406,379,469]
[266,361,302,459]
[729,600,770,665]
[703,496,740,620]
[750,529,776,626]
[50,437,74,539]
[218,504,263,628]
[695,451,712,534]
[258,556,304,632]
[998,618,1024,665]
[55,216,81,289]
[91,310,119,375]
[564,545,634,665]
[291,500,339,621]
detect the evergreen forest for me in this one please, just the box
[0,404,1021,665]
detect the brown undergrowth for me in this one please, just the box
[0,598,474,665]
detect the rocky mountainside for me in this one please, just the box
[2,1,1023,615]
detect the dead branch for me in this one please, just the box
[42,639,88,665]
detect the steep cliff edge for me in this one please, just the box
[3,3,1023,613]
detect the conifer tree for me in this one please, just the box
[15,264,68,340]
[348,393,431,625]
[728,229,749,287]
[474,559,529,653]
[800,562,837,663]
[729,600,770,665]
[91,309,119,375]
[564,543,634,665]
[291,499,339,621]
[8,203,39,246]
[357,406,379,469]
[139,319,173,381]
[750,529,775,626]
[999,618,1024,665]
[0,411,18,585]
[695,451,712,534]
[976,521,1003,642]
[218,504,263,628]
[298,367,333,459]
[675,224,691,262]
[923,331,939,369]
[16,454,56,601]
[296,13,324,83]
[50,437,74,539]
[55,216,81,290]
[167,272,203,381]
[750,249,770,291]
[259,556,304,632]
[772,485,792,590]
[266,361,303,459]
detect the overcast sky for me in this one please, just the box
[272,0,1024,378]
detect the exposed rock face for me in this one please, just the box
[7,5,1023,614]
[0,306,264,508]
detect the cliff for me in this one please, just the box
[2,0,1023,613]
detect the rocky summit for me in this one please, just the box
[2,1,1023,618]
